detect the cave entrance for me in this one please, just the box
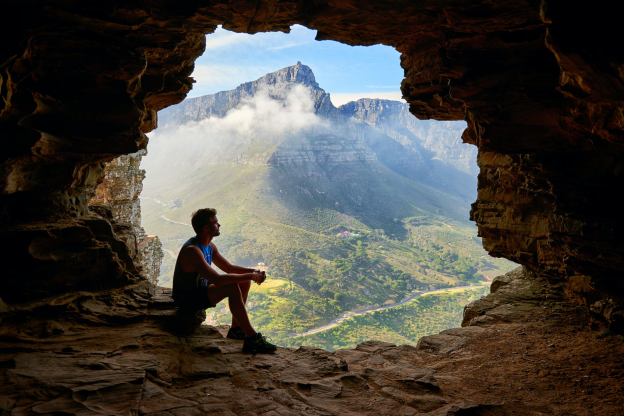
[125,25,517,351]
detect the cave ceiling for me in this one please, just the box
[0,0,623,310]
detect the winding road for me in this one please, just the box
[288,283,490,338]
[160,213,192,228]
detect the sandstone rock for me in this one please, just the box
[416,335,469,354]
[428,401,502,416]
[439,327,489,338]
[90,150,164,285]
[462,267,563,327]
[491,266,524,293]
[355,340,397,353]
[1,1,624,414]
[590,299,624,331]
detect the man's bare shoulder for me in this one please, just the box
[178,244,204,261]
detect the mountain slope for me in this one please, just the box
[141,62,516,344]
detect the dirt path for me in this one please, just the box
[289,283,490,338]
[162,249,177,260]
[160,213,192,228]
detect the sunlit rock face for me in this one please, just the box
[89,151,164,285]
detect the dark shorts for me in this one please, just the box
[174,289,214,312]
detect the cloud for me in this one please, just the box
[329,92,405,107]
[204,30,250,50]
[145,85,326,169]
[264,41,314,51]
[191,84,324,135]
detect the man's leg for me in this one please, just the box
[206,283,256,337]
[230,281,251,329]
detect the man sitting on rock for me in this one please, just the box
[172,207,277,353]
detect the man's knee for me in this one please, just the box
[224,283,242,295]
[239,281,252,291]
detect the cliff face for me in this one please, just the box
[339,99,477,199]
[89,151,164,285]
[340,99,477,175]
[152,64,473,199]
[155,62,376,168]
[159,62,329,124]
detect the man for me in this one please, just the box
[172,208,277,354]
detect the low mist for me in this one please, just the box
[143,84,326,174]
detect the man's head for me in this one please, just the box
[191,208,220,237]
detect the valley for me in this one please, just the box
[140,63,516,349]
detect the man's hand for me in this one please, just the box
[253,269,266,284]
[251,270,265,285]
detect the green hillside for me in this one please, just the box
[141,159,514,344]
[140,63,517,348]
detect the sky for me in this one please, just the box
[190,25,405,107]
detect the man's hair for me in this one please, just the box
[191,208,217,235]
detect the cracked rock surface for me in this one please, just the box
[2,269,623,415]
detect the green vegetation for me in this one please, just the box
[208,284,488,350]
[141,111,515,348]
[141,158,515,347]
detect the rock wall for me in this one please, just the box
[0,0,622,319]
[89,151,164,285]
[1,2,624,413]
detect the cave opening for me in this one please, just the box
[2,2,624,413]
[128,25,518,350]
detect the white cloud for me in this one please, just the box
[191,84,324,135]
[203,25,316,53]
[204,31,250,50]
[264,41,314,51]
[146,85,326,169]
[329,92,405,107]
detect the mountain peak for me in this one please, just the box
[256,62,319,89]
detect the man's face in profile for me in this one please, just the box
[208,216,221,237]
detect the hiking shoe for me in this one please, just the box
[226,326,246,340]
[243,333,277,354]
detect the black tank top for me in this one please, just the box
[172,236,213,300]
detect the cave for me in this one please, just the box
[1,1,623,414]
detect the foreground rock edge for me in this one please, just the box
[1,267,623,415]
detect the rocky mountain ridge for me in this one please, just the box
[151,63,476,200]
[158,62,337,125]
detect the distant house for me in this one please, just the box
[257,262,265,267]
[335,231,359,239]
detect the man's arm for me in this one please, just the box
[211,243,258,274]
[211,243,266,284]
[181,246,262,287]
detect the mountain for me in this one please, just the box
[140,63,516,347]
[158,62,337,124]
[153,62,476,202]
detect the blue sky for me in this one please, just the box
[190,25,405,106]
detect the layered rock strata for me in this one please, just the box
[1,0,622,314]
[0,1,623,413]
[89,151,164,285]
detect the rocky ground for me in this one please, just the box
[1,268,623,415]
